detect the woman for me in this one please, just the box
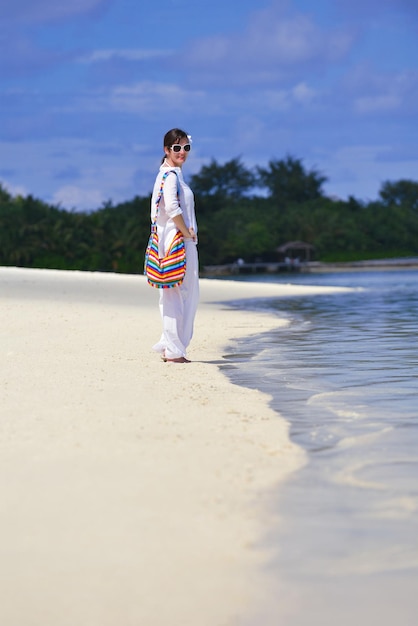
[150,128,199,364]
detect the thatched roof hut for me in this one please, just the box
[276,241,314,262]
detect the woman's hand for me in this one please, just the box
[173,215,197,241]
[187,227,197,242]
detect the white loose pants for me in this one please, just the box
[152,239,199,359]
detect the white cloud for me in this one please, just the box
[0,0,108,75]
[1,180,28,198]
[323,143,418,200]
[247,11,350,64]
[109,82,208,114]
[103,77,319,118]
[292,82,316,104]
[260,89,291,111]
[347,66,418,115]
[245,82,317,112]
[0,34,66,75]
[79,48,173,63]
[354,95,401,114]
[335,0,418,18]
[52,185,106,210]
[182,6,354,83]
[0,138,144,210]
[1,0,108,24]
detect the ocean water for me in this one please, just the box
[221,270,418,625]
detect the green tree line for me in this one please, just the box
[1,156,418,273]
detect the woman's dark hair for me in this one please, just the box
[161,128,188,163]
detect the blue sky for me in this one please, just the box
[1,0,417,210]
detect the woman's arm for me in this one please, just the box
[172,215,197,241]
[162,172,182,218]
[163,172,197,241]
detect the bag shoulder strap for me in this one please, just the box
[153,170,180,225]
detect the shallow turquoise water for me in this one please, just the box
[222,270,418,625]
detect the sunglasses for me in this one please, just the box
[170,143,191,153]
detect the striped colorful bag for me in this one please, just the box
[144,171,186,289]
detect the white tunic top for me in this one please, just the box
[150,161,197,256]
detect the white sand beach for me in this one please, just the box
[0,267,348,626]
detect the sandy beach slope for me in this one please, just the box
[0,267,348,626]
